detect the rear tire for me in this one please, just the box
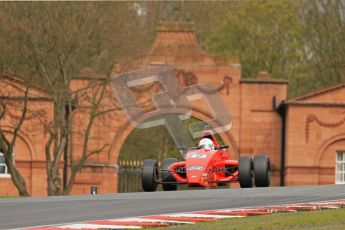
[162,158,178,191]
[238,156,254,188]
[141,159,159,192]
[253,155,270,187]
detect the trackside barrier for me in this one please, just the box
[118,160,144,193]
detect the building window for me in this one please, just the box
[336,151,345,184]
[0,152,9,175]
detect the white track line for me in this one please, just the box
[57,223,141,229]
[161,213,243,219]
[108,217,194,224]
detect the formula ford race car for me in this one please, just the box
[141,130,270,191]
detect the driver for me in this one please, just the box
[198,138,214,150]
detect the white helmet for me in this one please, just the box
[198,138,214,150]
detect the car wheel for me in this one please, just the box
[238,156,254,188]
[162,158,178,191]
[253,154,270,187]
[141,159,159,192]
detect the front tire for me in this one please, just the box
[253,155,270,187]
[238,156,254,188]
[161,158,178,191]
[141,159,159,192]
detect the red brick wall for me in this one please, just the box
[285,104,345,185]
[0,22,293,196]
[240,81,287,185]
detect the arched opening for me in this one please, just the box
[119,116,226,161]
[108,109,238,164]
[316,135,345,184]
[117,116,227,193]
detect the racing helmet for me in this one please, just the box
[198,138,214,150]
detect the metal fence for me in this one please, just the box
[117,160,144,193]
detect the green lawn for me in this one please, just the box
[153,208,345,230]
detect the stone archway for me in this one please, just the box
[1,128,35,161]
[315,134,345,184]
[108,109,238,164]
[111,109,238,193]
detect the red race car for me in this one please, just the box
[141,130,270,191]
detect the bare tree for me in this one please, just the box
[0,74,50,197]
[62,79,121,194]
[0,86,30,197]
[0,2,150,195]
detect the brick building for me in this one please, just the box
[0,21,344,196]
[281,84,345,185]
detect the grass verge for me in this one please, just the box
[152,208,345,230]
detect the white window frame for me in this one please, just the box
[0,152,11,178]
[335,151,345,185]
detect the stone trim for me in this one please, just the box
[240,79,288,84]
[0,174,11,179]
[305,114,345,142]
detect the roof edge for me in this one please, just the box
[287,82,345,103]
[156,21,195,32]
[73,76,107,81]
[1,75,49,94]
[284,101,345,107]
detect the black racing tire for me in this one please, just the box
[238,156,254,188]
[253,154,271,187]
[141,159,159,192]
[161,158,178,191]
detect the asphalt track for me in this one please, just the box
[0,185,345,229]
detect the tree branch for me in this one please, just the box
[10,86,29,146]
[86,143,109,159]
